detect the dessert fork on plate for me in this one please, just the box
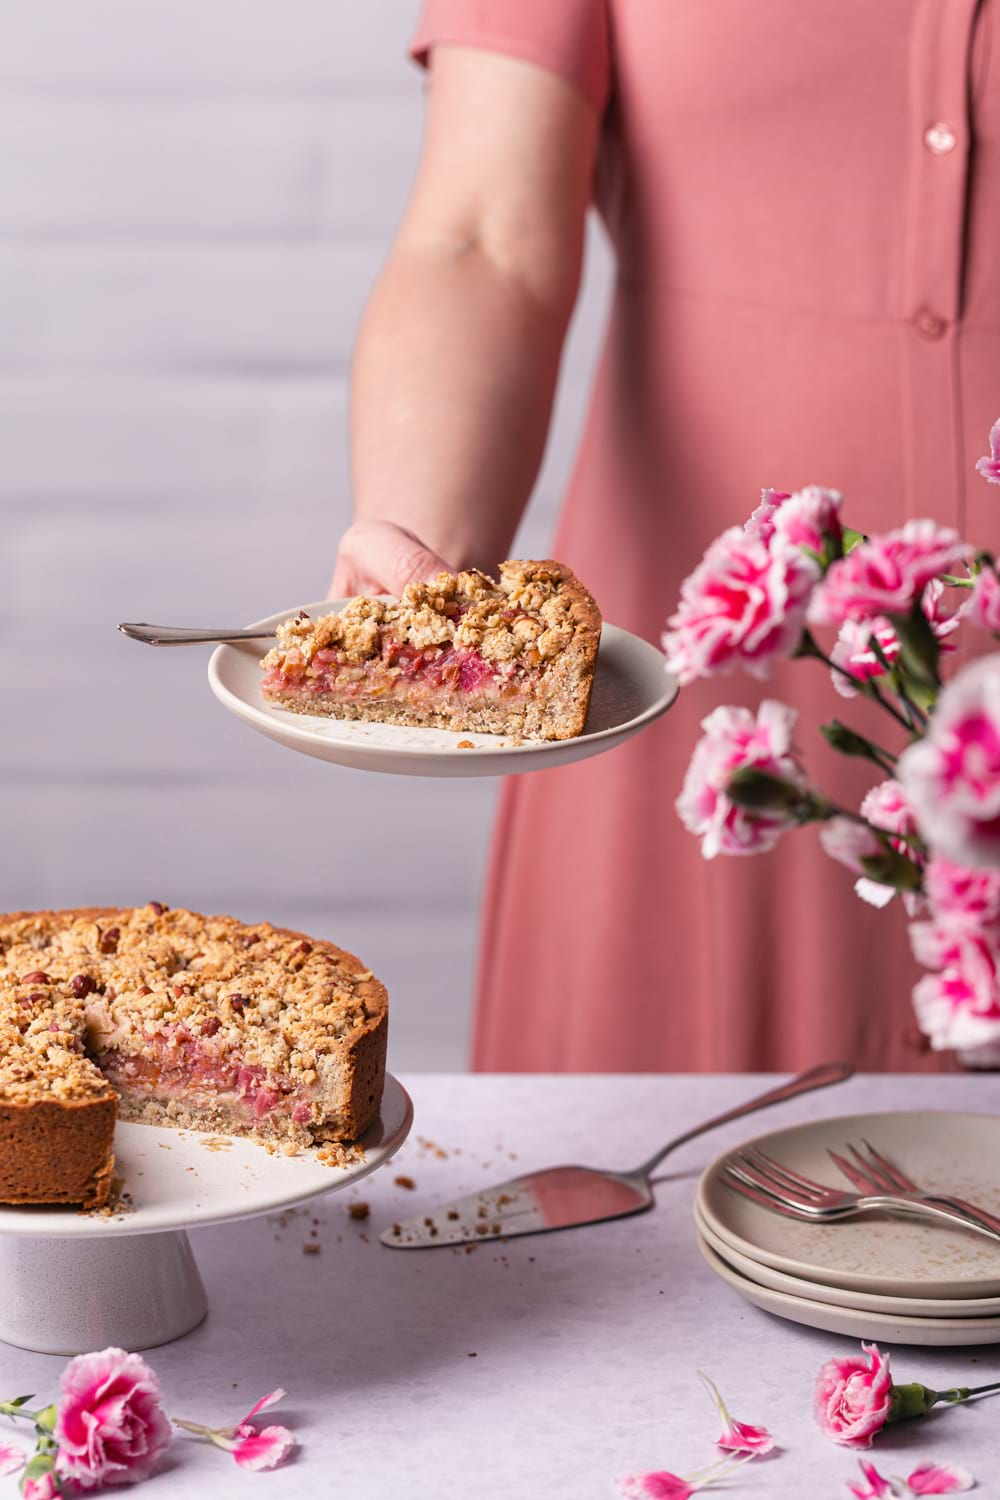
[723,1144,1000,1242]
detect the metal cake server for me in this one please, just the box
[380,1060,854,1249]
[118,622,277,646]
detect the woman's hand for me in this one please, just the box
[328,519,453,599]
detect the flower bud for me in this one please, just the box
[725,768,808,814]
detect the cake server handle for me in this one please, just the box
[118,623,277,646]
[631,1061,855,1180]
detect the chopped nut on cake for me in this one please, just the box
[259,560,601,741]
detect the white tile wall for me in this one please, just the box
[0,1,613,1069]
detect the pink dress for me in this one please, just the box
[411,0,1000,1072]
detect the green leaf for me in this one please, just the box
[842,527,867,554]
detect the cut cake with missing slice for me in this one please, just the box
[0,905,388,1209]
[259,559,602,742]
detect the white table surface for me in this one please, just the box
[2,1074,999,1499]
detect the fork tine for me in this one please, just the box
[859,1138,919,1192]
[741,1147,828,1201]
[719,1168,820,1220]
[847,1143,898,1192]
[828,1147,878,1192]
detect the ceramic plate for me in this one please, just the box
[208,602,678,777]
[0,1074,412,1239]
[694,1203,1000,1317]
[697,1234,1000,1347]
[697,1111,1000,1299]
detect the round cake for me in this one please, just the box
[0,904,388,1209]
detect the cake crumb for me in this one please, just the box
[303,1242,321,1255]
[394,1174,416,1190]
[348,1201,370,1221]
[456,740,475,749]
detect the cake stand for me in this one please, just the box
[0,1074,412,1355]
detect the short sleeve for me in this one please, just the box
[410,0,611,116]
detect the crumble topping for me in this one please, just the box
[0,906,386,1111]
[262,559,596,674]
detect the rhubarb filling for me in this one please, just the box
[261,637,534,706]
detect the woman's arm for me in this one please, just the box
[329,44,601,597]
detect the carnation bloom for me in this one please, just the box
[861,780,919,846]
[54,1347,171,1491]
[819,818,885,875]
[969,564,1000,633]
[744,488,791,542]
[910,930,1000,1054]
[897,655,1000,868]
[772,485,843,554]
[814,1343,894,1448]
[663,526,818,683]
[22,1474,59,1500]
[975,417,1000,484]
[676,701,807,858]
[809,521,970,628]
[830,581,963,698]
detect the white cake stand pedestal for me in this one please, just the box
[0,1074,412,1355]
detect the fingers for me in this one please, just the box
[328,520,452,601]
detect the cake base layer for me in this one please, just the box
[265,682,595,741]
[0,1097,116,1209]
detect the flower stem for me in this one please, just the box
[938,1381,1000,1402]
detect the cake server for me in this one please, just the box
[380,1060,854,1248]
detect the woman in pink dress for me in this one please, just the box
[331,1,999,1072]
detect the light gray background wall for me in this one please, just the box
[0,0,613,1070]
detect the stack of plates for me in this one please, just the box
[695,1111,1000,1346]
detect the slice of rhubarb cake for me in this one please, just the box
[0,906,387,1208]
[260,559,602,742]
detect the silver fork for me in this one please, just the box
[722,1146,1000,1243]
[828,1139,1000,1239]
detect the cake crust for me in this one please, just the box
[0,906,388,1208]
[260,559,602,741]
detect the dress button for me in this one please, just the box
[924,121,957,155]
[914,308,948,340]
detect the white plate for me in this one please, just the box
[698,1111,1000,1299]
[697,1234,1000,1347]
[0,1073,412,1239]
[694,1203,1000,1317]
[208,602,678,777]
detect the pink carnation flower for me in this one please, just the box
[861,780,918,844]
[924,856,1000,935]
[815,1342,893,1448]
[809,521,970,628]
[677,701,807,858]
[969,564,1000,634]
[772,485,843,554]
[975,417,1000,485]
[830,581,963,698]
[22,1474,59,1500]
[663,527,818,684]
[910,931,1000,1054]
[54,1347,171,1492]
[898,655,1000,869]
[744,488,791,543]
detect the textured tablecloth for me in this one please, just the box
[1,1074,999,1498]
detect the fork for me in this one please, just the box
[827,1139,1000,1239]
[722,1146,1000,1243]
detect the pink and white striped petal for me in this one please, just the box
[231,1424,296,1472]
[906,1462,975,1495]
[239,1389,287,1427]
[0,1440,26,1477]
